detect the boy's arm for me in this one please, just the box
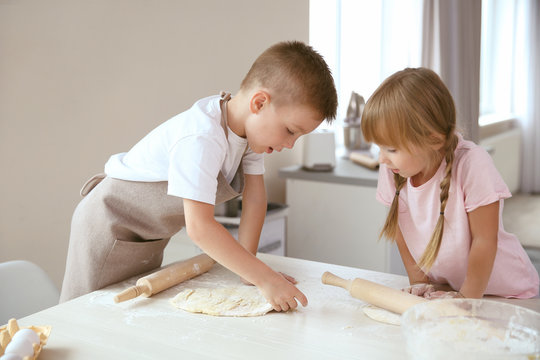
[460,201,499,298]
[238,174,267,255]
[183,198,307,311]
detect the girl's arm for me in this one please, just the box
[460,200,499,298]
[395,227,430,285]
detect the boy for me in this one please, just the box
[60,41,338,312]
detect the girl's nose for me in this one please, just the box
[378,153,388,164]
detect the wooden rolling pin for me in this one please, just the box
[114,254,215,303]
[322,271,427,314]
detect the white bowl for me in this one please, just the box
[402,299,540,360]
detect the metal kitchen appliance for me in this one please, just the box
[343,91,370,152]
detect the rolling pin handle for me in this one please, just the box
[113,284,148,303]
[321,271,333,284]
[113,254,215,304]
[321,271,351,291]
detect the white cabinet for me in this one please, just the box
[218,216,287,256]
[281,161,406,275]
[215,201,288,256]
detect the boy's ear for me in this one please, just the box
[249,91,270,114]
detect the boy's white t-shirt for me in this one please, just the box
[104,95,264,204]
[376,134,539,298]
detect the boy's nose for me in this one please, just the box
[284,137,296,149]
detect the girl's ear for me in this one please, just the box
[249,91,270,114]
[430,133,446,151]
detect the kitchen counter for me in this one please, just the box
[279,157,378,187]
[279,158,396,273]
[16,254,540,359]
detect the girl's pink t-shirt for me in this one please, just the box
[376,135,539,298]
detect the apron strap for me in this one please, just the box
[80,173,106,196]
[219,91,249,157]
[219,91,232,136]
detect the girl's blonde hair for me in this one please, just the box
[361,67,459,271]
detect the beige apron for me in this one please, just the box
[60,92,243,302]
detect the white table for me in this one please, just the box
[17,254,540,359]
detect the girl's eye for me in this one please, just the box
[287,128,294,135]
[387,148,397,153]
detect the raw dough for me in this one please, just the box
[170,286,273,317]
[362,305,401,325]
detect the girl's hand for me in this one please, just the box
[259,272,308,312]
[425,290,464,300]
[402,283,436,297]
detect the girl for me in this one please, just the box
[361,67,539,299]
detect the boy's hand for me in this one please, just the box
[259,272,308,312]
[279,272,297,284]
[241,271,297,286]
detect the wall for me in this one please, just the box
[0,0,309,288]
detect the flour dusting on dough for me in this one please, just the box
[170,286,273,317]
[362,305,401,325]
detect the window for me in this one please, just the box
[480,0,525,125]
[310,0,422,137]
[310,0,521,131]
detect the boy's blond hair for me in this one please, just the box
[240,41,337,122]
[361,67,459,271]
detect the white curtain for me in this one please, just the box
[421,0,482,143]
[518,0,540,193]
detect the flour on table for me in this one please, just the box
[362,305,401,325]
[170,286,273,317]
